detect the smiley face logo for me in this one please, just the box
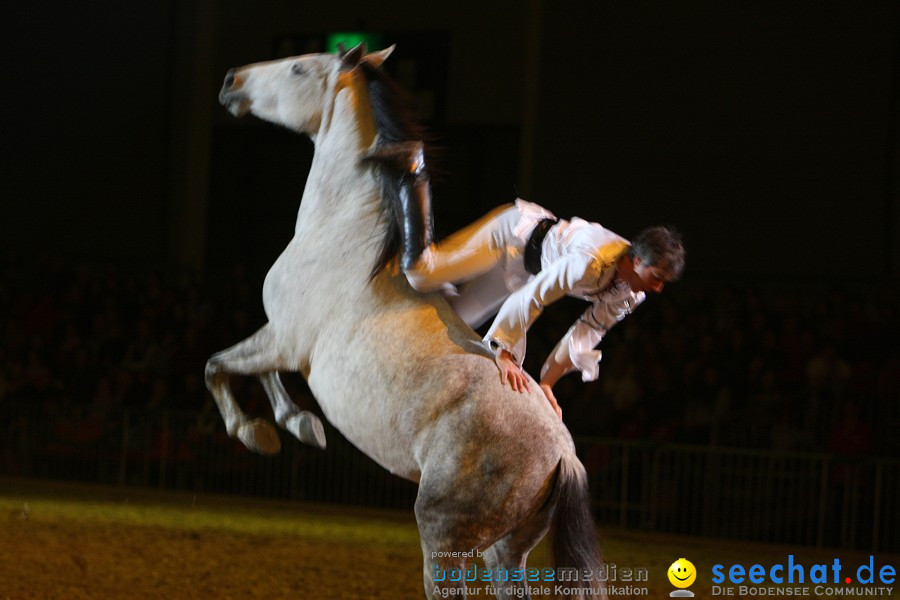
[668,558,696,589]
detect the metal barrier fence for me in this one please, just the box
[1,403,418,509]
[576,439,900,553]
[2,402,896,553]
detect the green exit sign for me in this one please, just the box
[326,32,385,53]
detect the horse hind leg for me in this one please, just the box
[204,324,299,455]
[259,371,325,449]
[416,479,482,599]
[482,499,554,600]
[415,501,546,600]
[417,541,469,600]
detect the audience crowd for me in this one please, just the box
[2,252,898,461]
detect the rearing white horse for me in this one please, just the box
[207,43,605,600]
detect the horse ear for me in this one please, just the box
[339,42,367,71]
[362,44,395,69]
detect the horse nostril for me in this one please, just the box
[223,69,236,89]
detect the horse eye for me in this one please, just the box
[291,63,303,76]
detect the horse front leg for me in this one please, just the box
[259,371,326,449]
[205,324,286,455]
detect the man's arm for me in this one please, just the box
[540,339,575,389]
[536,290,646,416]
[484,254,593,371]
[538,342,572,418]
[494,348,530,392]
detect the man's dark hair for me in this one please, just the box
[629,226,685,280]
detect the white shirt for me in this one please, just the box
[485,201,646,382]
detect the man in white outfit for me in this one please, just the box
[369,143,685,417]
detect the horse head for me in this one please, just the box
[218,43,394,137]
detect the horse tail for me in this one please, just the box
[547,452,608,600]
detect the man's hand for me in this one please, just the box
[539,383,562,419]
[495,349,531,393]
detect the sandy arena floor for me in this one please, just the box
[0,480,425,600]
[1,479,895,600]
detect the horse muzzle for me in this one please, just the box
[219,69,251,117]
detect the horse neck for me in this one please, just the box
[297,74,381,235]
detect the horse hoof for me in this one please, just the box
[238,419,281,455]
[287,412,327,449]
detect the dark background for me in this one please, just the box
[5,1,898,279]
[2,1,899,452]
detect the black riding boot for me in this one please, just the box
[366,141,434,272]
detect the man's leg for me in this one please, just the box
[406,203,518,292]
[365,141,434,271]
[366,142,526,294]
[448,263,513,328]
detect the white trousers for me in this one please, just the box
[406,203,529,329]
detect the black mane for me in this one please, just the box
[359,61,429,279]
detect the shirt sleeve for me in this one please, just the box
[551,291,646,382]
[483,254,594,366]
